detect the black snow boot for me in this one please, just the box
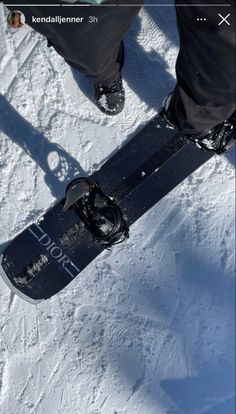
[160,94,236,155]
[185,112,236,154]
[92,41,125,116]
[92,74,125,116]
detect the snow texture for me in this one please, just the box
[0,1,235,414]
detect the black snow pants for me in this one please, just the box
[168,0,236,132]
[3,0,235,132]
[4,0,143,87]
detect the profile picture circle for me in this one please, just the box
[7,10,25,29]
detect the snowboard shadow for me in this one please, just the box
[0,94,86,199]
[95,213,235,412]
[59,222,234,413]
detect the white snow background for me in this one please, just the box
[0,1,235,414]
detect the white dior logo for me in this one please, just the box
[28,224,80,278]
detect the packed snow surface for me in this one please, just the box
[0,2,235,414]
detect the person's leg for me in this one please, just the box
[5,1,143,85]
[4,0,143,114]
[166,0,235,134]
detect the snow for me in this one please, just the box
[0,2,235,414]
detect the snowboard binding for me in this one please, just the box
[64,177,129,247]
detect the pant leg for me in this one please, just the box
[167,0,236,133]
[4,0,143,85]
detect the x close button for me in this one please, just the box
[218,13,231,26]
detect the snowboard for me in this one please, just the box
[0,114,213,304]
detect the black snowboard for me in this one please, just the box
[0,114,213,303]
